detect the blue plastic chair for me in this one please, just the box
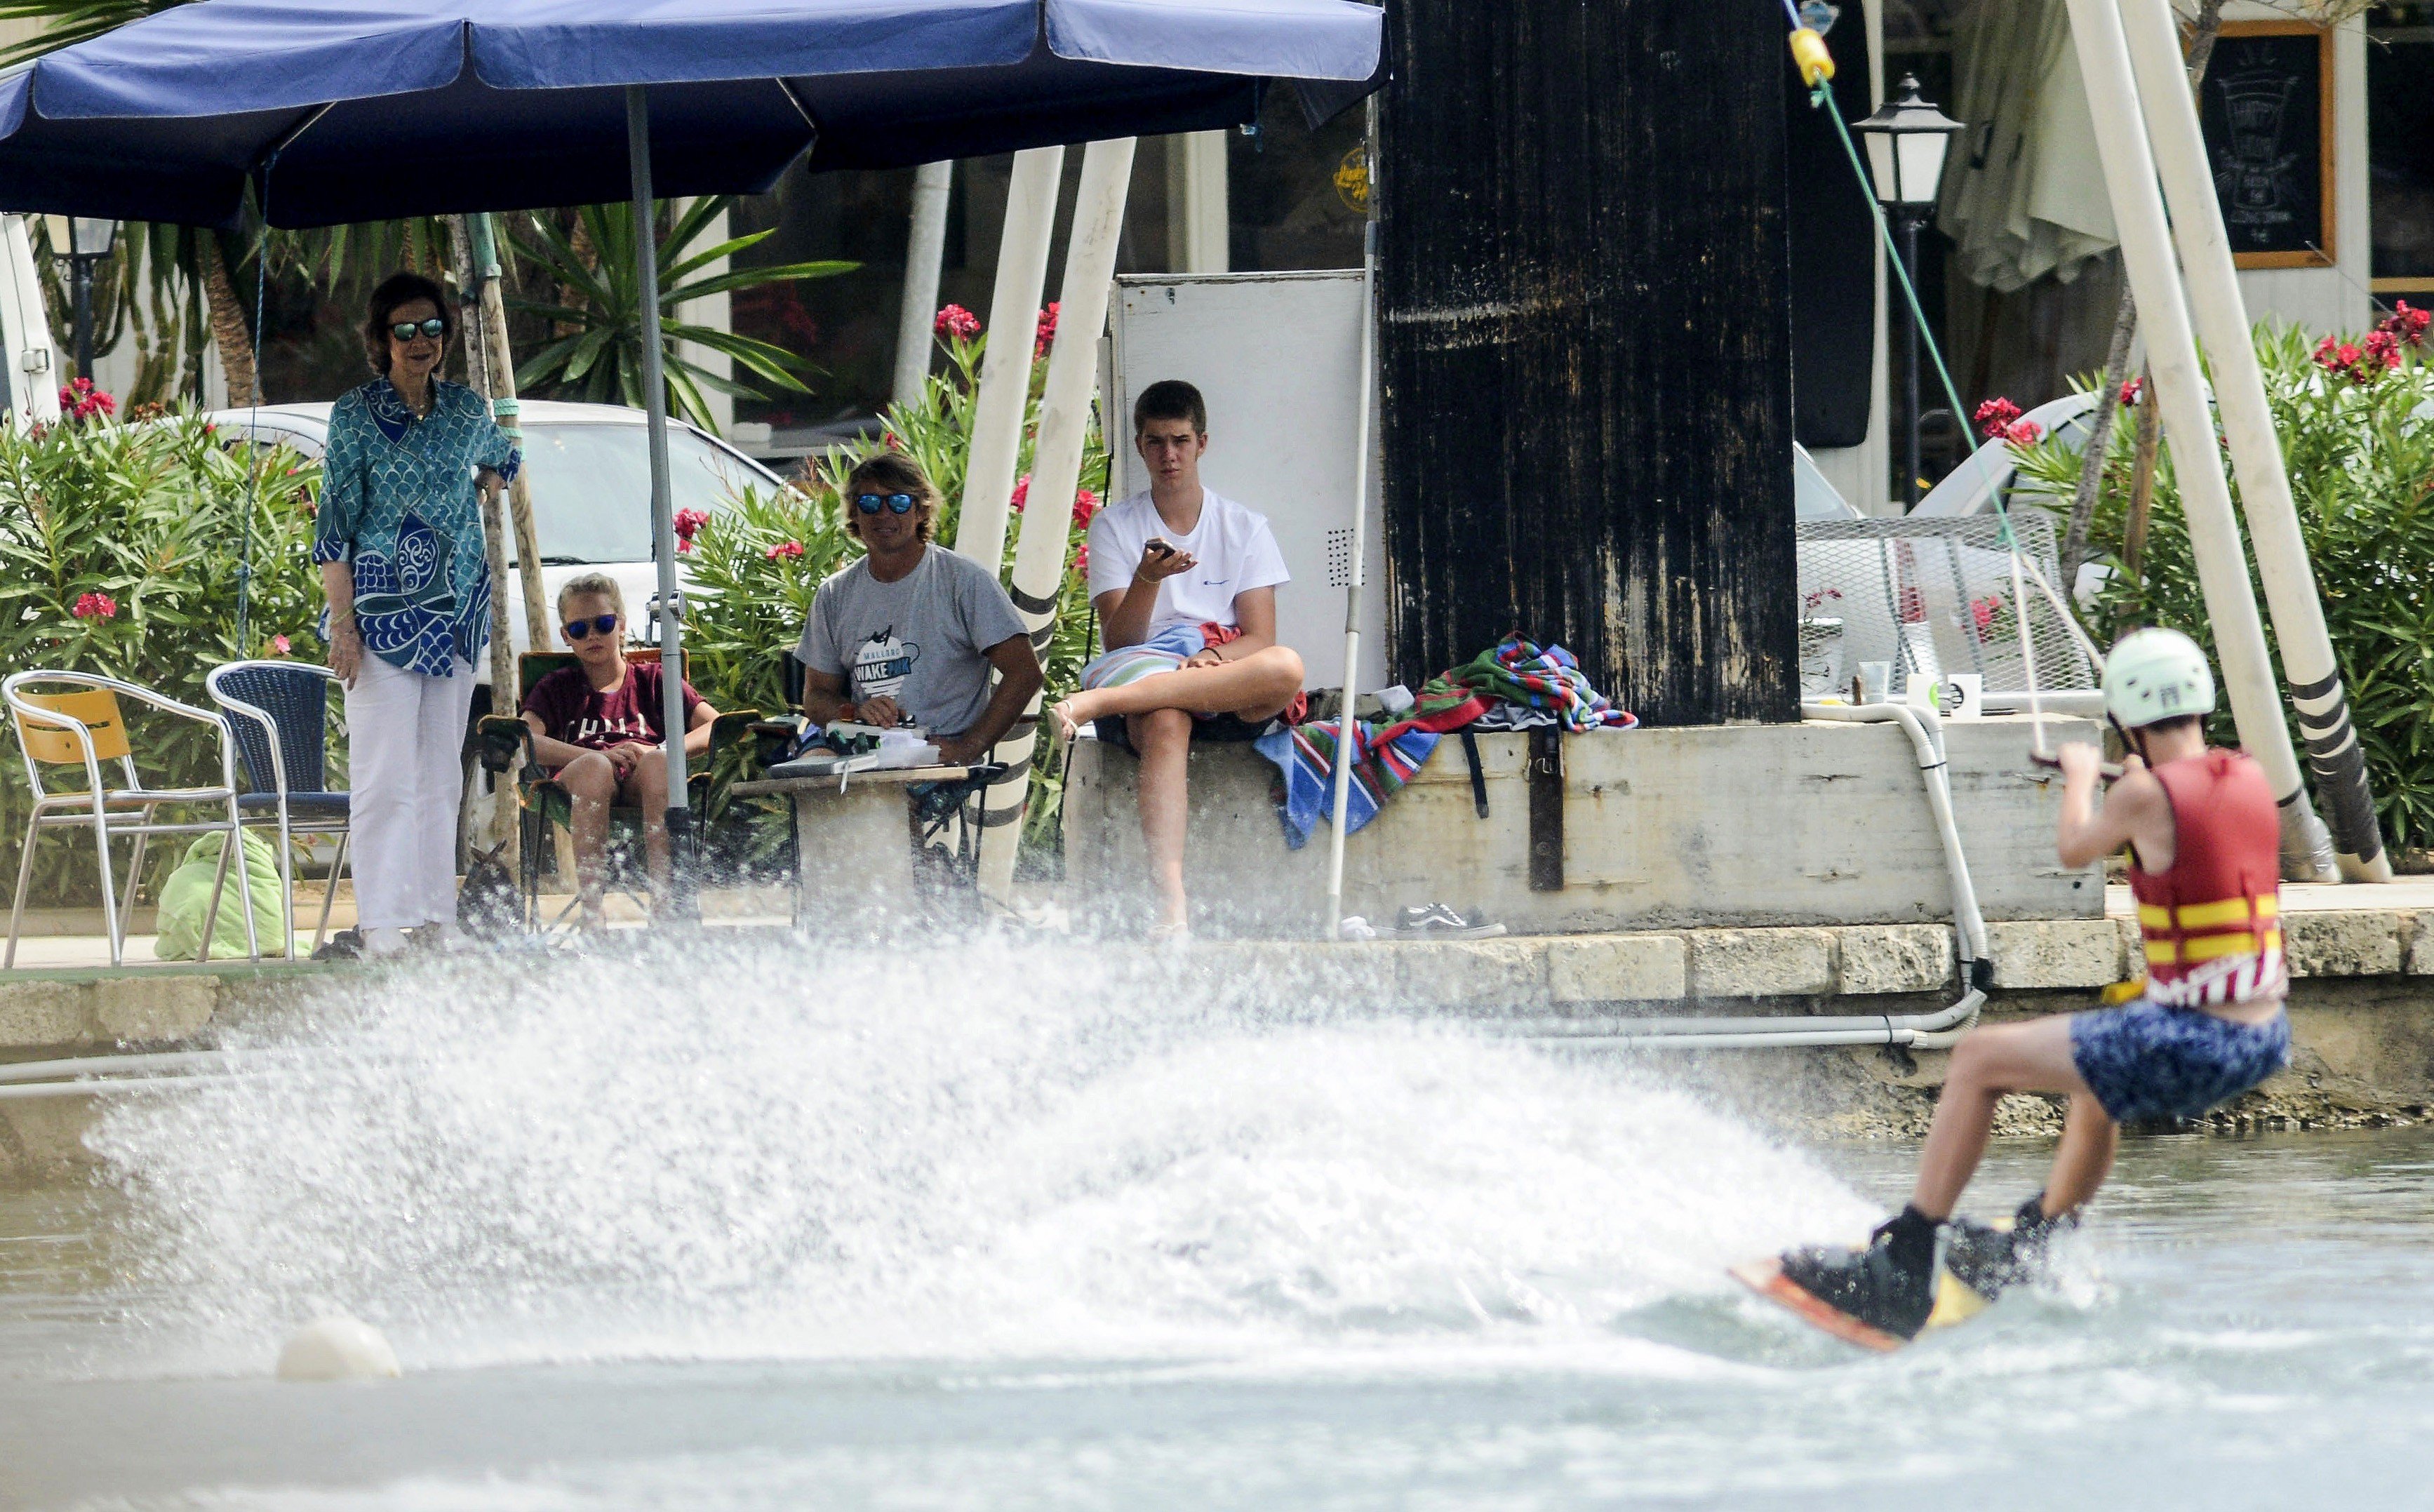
[206,660,352,956]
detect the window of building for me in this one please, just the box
[2369,4,2434,295]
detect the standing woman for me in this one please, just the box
[314,272,517,956]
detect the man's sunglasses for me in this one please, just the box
[389,317,447,342]
[854,492,918,515]
[562,613,620,643]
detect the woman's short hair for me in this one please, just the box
[555,571,627,623]
[363,271,453,378]
[841,452,940,544]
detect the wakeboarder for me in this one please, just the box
[1746,628,2292,1348]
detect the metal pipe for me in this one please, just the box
[977,139,1137,899]
[627,85,695,919]
[1533,702,1993,1049]
[2117,0,2388,883]
[1325,194,1379,937]
[1530,991,1986,1052]
[1803,700,1988,963]
[892,161,955,410]
[954,147,1064,575]
[2060,0,2334,883]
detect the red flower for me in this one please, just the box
[1072,487,1099,526]
[764,540,805,561]
[673,507,709,542]
[58,377,116,421]
[1034,302,1059,359]
[2118,377,2143,406]
[270,634,291,655]
[2001,418,2044,448]
[1973,396,2023,440]
[2376,300,2430,349]
[1009,473,1030,514]
[1073,542,1090,577]
[883,430,905,453]
[933,304,981,343]
[71,591,116,620]
[2316,331,2398,387]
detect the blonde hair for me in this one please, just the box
[556,572,627,624]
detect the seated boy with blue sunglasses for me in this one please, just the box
[521,571,718,923]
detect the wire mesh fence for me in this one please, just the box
[1796,514,2097,702]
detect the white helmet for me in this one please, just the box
[2103,627,2216,729]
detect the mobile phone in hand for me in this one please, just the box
[1143,537,1176,562]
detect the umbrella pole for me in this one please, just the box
[892,161,954,410]
[627,84,696,922]
[1325,206,1377,942]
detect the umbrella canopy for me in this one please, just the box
[0,0,1384,229]
[0,0,1384,916]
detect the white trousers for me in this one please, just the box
[345,653,476,930]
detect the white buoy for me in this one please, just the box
[276,1314,401,1381]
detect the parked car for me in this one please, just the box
[205,398,798,694]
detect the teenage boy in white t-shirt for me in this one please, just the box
[1052,380,1306,937]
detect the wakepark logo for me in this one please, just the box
[853,629,920,702]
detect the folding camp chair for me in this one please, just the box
[475,648,757,930]
[207,660,352,958]
[4,670,259,967]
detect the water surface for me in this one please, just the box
[3,939,2428,1508]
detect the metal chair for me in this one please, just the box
[4,670,259,968]
[207,660,352,958]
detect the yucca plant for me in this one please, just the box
[508,197,853,434]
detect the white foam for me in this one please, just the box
[86,934,1872,1374]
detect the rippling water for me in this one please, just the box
[4,937,2432,1507]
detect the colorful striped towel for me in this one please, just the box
[1419,634,1638,733]
[1253,716,1442,850]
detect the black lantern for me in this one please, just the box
[43,215,119,385]
[1854,76,1962,507]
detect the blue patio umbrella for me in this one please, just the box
[0,0,1384,914]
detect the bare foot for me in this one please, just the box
[1048,696,1090,752]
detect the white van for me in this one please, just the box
[0,214,63,429]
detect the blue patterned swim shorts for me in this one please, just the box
[2069,1000,2291,1124]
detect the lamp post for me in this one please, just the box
[1854,75,1962,507]
[44,215,119,382]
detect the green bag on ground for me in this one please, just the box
[154,830,291,961]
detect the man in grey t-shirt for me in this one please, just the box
[795,455,1041,766]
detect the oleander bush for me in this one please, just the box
[0,399,323,905]
[2007,308,2434,847]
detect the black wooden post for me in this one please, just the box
[1377,0,1800,725]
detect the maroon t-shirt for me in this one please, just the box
[521,661,702,753]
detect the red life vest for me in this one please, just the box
[2128,749,2286,1008]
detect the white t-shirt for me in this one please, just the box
[1085,486,1290,636]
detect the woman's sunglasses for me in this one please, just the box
[389,317,447,342]
[854,492,918,515]
[562,613,620,643]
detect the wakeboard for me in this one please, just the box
[1729,1254,1991,1352]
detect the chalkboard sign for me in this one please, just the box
[2199,22,2335,269]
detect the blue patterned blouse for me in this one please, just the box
[312,377,520,676]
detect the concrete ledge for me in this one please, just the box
[2285,911,2407,978]
[1688,928,1837,998]
[1986,919,2123,989]
[1835,925,1952,994]
[1548,935,1688,1003]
